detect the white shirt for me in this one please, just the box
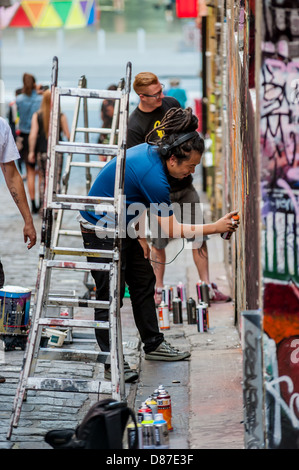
[0,117,20,164]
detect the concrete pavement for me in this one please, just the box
[0,167,244,449]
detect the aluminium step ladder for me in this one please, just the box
[7,57,132,439]
[52,73,122,251]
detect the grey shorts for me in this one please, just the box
[151,184,207,250]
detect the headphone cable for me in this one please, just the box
[148,239,185,265]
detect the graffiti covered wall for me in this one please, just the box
[259,0,299,449]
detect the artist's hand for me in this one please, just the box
[137,237,151,259]
[214,210,239,234]
[24,221,37,249]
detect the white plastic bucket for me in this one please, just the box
[45,328,67,347]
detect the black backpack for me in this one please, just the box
[45,398,138,449]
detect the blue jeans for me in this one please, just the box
[81,230,164,355]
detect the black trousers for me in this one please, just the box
[81,230,164,355]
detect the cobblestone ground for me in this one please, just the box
[0,176,140,449]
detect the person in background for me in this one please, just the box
[28,89,70,216]
[127,72,231,305]
[16,73,42,214]
[0,117,37,383]
[166,78,188,109]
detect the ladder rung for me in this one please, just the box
[55,141,118,156]
[26,377,112,394]
[70,161,107,169]
[56,194,114,204]
[56,229,115,237]
[48,202,115,213]
[50,247,114,258]
[49,201,115,213]
[47,297,109,309]
[38,348,108,363]
[57,230,82,237]
[46,260,112,271]
[58,87,122,100]
[76,127,118,134]
[40,318,109,328]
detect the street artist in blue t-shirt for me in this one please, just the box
[79,107,239,383]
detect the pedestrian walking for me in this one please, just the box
[0,117,37,383]
[16,73,42,214]
[127,72,231,306]
[28,89,70,215]
[166,78,188,109]
[78,106,239,383]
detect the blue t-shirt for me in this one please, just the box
[80,143,173,228]
[16,90,42,134]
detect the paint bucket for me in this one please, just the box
[45,328,67,347]
[0,285,31,334]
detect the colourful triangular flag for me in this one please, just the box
[52,0,72,24]
[64,0,86,29]
[0,2,20,29]
[37,3,63,28]
[22,1,48,27]
[87,0,95,25]
[9,4,32,27]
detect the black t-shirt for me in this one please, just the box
[127,96,192,192]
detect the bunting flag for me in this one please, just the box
[0,0,96,29]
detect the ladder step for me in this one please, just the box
[70,161,107,169]
[38,348,109,363]
[56,194,114,204]
[26,377,112,394]
[58,87,122,100]
[50,247,114,258]
[55,141,118,156]
[56,229,115,237]
[41,318,109,328]
[46,260,112,271]
[76,127,118,135]
[47,297,107,310]
[49,202,115,213]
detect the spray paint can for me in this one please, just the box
[168,286,173,311]
[138,402,152,424]
[196,302,209,332]
[158,301,170,330]
[172,297,183,324]
[153,413,169,449]
[202,301,209,331]
[221,214,239,240]
[162,286,168,305]
[141,413,155,449]
[176,282,187,309]
[187,297,197,324]
[196,281,202,302]
[157,385,173,431]
[145,395,158,416]
[127,421,142,449]
[200,282,210,306]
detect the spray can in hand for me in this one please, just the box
[221,214,239,240]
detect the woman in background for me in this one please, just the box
[16,73,42,213]
[28,89,70,216]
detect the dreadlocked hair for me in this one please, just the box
[145,107,204,162]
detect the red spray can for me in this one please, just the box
[221,214,239,240]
